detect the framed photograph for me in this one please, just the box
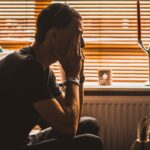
[98,69,112,86]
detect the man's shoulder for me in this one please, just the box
[2,49,38,65]
[1,46,35,63]
[0,51,30,64]
[0,52,27,71]
[8,51,28,62]
[0,50,43,78]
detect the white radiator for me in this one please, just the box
[83,96,150,150]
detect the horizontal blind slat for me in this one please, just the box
[1,1,150,84]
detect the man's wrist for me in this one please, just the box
[66,76,80,86]
[80,75,85,84]
[59,76,85,87]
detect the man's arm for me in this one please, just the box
[79,58,85,117]
[54,82,83,118]
[55,52,85,118]
[79,82,84,117]
[35,31,83,137]
[53,75,84,118]
[34,83,80,137]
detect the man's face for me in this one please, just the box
[53,18,85,57]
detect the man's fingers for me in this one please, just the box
[77,35,81,56]
[80,48,85,60]
[66,34,79,57]
[62,33,84,71]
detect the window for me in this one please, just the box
[97,0,149,84]
[53,0,149,85]
[0,0,49,49]
[0,0,149,85]
[0,0,35,49]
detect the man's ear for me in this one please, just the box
[47,27,57,40]
[44,27,57,47]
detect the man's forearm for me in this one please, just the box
[65,84,79,105]
[79,83,84,117]
[63,83,80,134]
[60,82,84,118]
[34,83,80,137]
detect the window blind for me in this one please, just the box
[53,0,149,84]
[0,0,35,49]
[0,0,50,50]
[0,0,150,85]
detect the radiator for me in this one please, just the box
[83,96,150,150]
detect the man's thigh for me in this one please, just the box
[29,116,100,145]
[22,134,103,150]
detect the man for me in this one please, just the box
[0,3,103,150]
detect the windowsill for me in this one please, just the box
[84,83,150,96]
[84,83,150,91]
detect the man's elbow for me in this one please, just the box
[62,130,75,138]
[58,124,77,138]
[56,117,78,138]
[55,107,79,138]
[59,107,79,137]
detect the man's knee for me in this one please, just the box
[78,116,100,135]
[72,134,103,150]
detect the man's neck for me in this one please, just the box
[31,42,54,69]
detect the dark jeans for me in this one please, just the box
[21,116,103,150]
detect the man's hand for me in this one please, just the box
[53,33,84,79]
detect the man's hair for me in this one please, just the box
[35,3,82,43]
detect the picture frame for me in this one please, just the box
[98,69,112,86]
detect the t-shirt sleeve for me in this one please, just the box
[18,59,53,103]
[48,68,62,98]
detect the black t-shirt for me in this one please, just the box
[0,46,62,149]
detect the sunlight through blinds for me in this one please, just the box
[0,0,150,84]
